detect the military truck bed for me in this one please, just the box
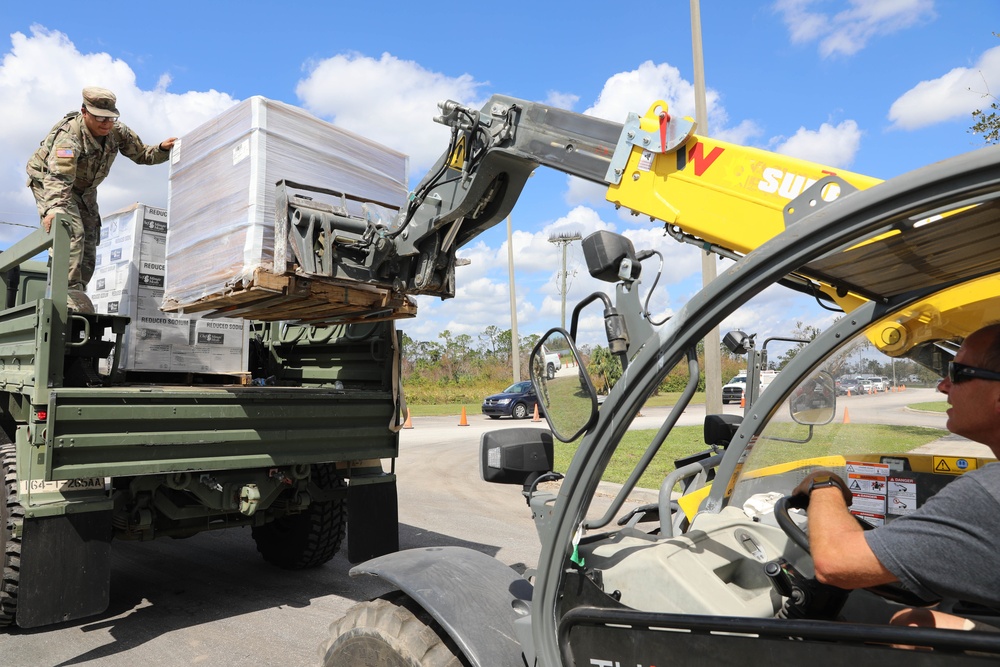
[45,384,397,480]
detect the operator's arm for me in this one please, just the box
[115,123,174,166]
[793,471,897,589]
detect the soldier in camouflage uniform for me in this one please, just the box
[26,87,177,298]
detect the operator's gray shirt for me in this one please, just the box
[865,461,1000,609]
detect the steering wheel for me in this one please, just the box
[773,495,931,607]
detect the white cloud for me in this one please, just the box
[889,45,1000,130]
[545,91,580,110]
[565,176,611,208]
[295,52,489,174]
[0,26,238,243]
[714,119,764,147]
[772,119,862,167]
[722,282,840,343]
[565,60,756,207]
[773,0,935,57]
[583,60,728,132]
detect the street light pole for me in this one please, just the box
[690,0,723,414]
[548,232,582,329]
[507,215,520,383]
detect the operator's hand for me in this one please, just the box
[42,212,55,234]
[159,137,178,152]
[790,470,852,508]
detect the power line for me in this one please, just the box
[0,220,36,229]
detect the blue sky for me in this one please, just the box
[1,1,998,349]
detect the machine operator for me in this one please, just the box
[794,323,1000,630]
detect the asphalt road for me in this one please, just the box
[0,387,966,666]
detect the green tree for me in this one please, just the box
[496,329,512,363]
[969,33,999,146]
[479,325,503,358]
[587,346,623,394]
[971,102,999,145]
[772,323,821,370]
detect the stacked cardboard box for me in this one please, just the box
[162,96,410,320]
[91,203,250,373]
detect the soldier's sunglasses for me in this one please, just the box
[948,361,1000,384]
[88,112,118,123]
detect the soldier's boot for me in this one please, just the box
[67,289,95,314]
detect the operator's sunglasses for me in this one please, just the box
[948,361,1000,384]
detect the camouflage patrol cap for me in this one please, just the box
[82,87,119,118]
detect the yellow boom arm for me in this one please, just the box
[606,101,881,255]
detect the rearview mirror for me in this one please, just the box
[790,371,837,426]
[480,428,554,487]
[530,329,598,442]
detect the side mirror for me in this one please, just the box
[530,329,598,442]
[581,231,640,283]
[790,371,837,426]
[480,428,554,487]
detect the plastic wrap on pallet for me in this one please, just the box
[91,203,251,373]
[163,96,409,309]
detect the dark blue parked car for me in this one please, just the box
[481,381,543,420]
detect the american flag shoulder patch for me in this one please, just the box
[55,148,74,158]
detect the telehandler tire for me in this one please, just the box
[251,462,345,569]
[0,443,22,627]
[320,592,466,667]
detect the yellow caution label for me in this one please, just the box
[448,135,467,170]
[933,456,978,475]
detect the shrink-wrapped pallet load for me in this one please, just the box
[162,96,414,322]
[91,203,250,374]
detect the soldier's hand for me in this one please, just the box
[159,137,178,151]
[42,212,55,234]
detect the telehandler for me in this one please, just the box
[316,96,1000,665]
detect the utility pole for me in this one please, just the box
[507,215,520,383]
[548,232,582,329]
[690,0,723,415]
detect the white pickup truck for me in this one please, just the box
[722,370,779,404]
[542,345,561,379]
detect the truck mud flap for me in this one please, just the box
[347,476,398,564]
[18,510,112,628]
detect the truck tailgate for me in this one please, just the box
[45,385,397,479]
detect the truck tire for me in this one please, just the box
[320,592,466,667]
[0,443,21,627]
[546,363,555,379]
[251,463,346,569]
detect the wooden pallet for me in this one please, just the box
[121,369,254,386]
[161,268,418,325]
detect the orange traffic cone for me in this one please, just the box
[458,406,469,426]
[403,408,413,429]
[843,407,850,424]
[532,403,541,422]
[740,392,745,408]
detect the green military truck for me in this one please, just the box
[0,219,401,629]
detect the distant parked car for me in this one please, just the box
[838,378,859,395]
[482,381,543,420]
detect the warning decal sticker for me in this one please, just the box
[932,456,978,475]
